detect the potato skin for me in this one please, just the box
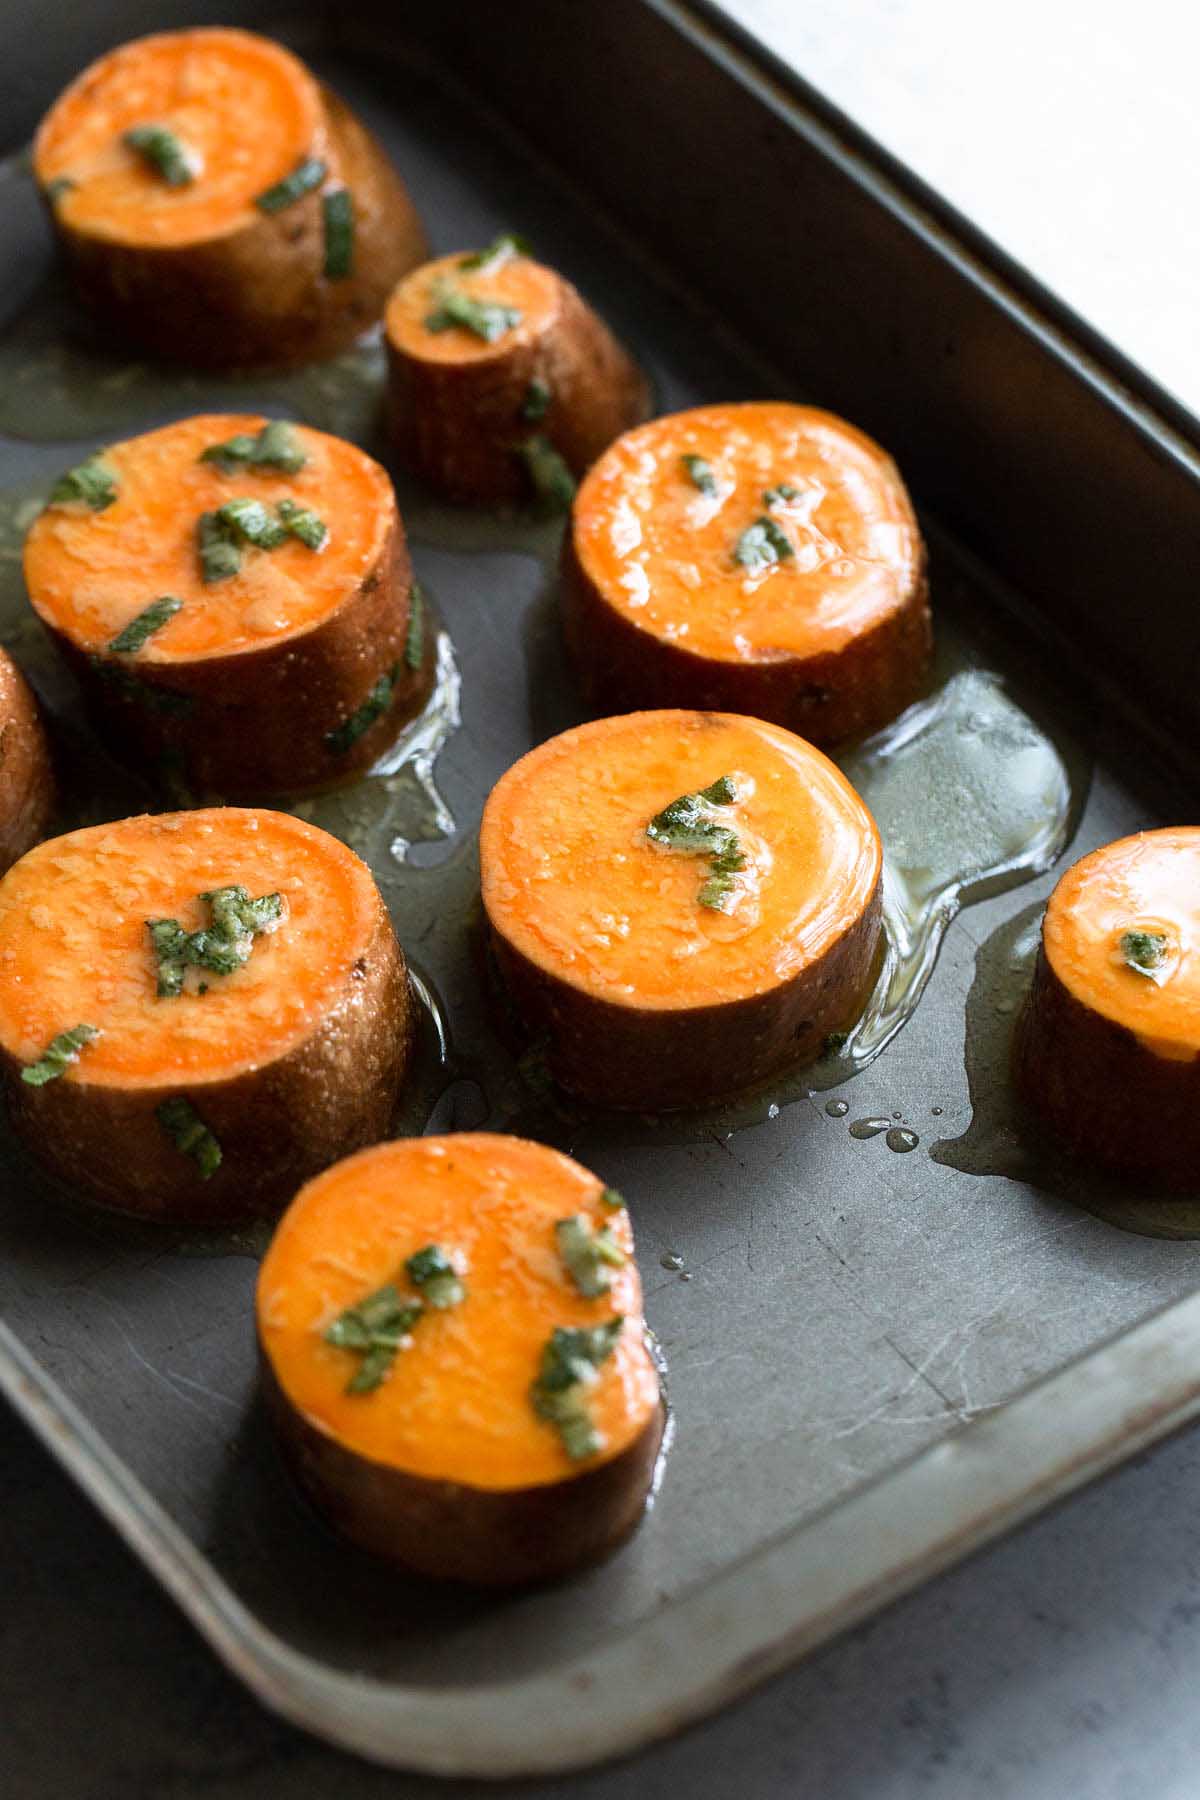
[387,276,649,503]
[44,87,427,370]
[262,1358,666,1586]
[1014,944,1200,1190]
[45,516,429,800]
[0,900,413,1223]
[490,880,883,1111]
[561,533,932,747]
[0,649,55,874]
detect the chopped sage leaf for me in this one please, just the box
[89,657,194,717]
[522,377,552,421]
[108,595,182,655]
[531,1319,624,1461]
[682,453,717,496]
[404,584,425,671]
[424,280,522,343]
[45,176,75,204]
[406,1243,465,1309]
[599,1186,626,1212]
[255,156,327,212]
[325,1283,424,1393]
[322,187,354,279]
[123,123,199,188]
[646,775,745,912]
[276,497,328,550]
[216,497,287,550]
[197,510,241,583]
[555,1214,626,1298]
[156,1097,222,1179]
[1119,928,1170,976]
[49,455,117,512]
[21,1023,98,1087]
[763,483,799,507]
[733,515,794,572]
[200,420,307,475]
[518,434,576,512]
[147,885,282,998]
[459,232,531,271]
[325,662,401,756]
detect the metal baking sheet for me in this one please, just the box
[3,0,1200,1778]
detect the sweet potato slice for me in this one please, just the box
[480,709,883,1110]
[257,1133,664,1585]
[23,414,430,797]
[1014,827,1200,1188]
[385,241,648,503]
[0,807,412,1221]
[563,401,930,744]
[0,647,55,874]
[33,27,427,368]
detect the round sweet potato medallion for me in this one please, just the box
[481,708,882,1011]
[25,414,395,662]
[34,28,323,247]
[572,401,922,665]
[385,246,561,365]
[0,808,382,1087]
[1043,827,1200,1060]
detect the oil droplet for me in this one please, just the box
[660,1252,685,1272]
[931,1105,943,1116]
[892,1110,903,1119]
[679,1271,693,1282]
[767,1102,780,1119]
[849,1117,893,1139]
[886,1127,920,1153]
[825,1098,849,1118]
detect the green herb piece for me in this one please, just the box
[531,1319,624,1461]
[763,483,799,507]
[555,1214,626,1298]
[21,1023,98,1087]
[646,775,745,912]
[599,1186,626,1211]
[44,176,75,204]
[90,656,194,717]
[325,662,401,756]
[822,1030,849,1056]
[406,1244,465,1309]
[123,123,199,188]
[1119,928,1171,976]
[200,420,307,475]
[108,595,182,656]
[276,497,328,550]
[682,453,717,496]
[156,1096,222,1179]
[197,510,241,583]
[322,187,354,279]
[459,232,531,271]
[404,584,425,672]
[424,281,522,343]
[733,515,794,572]
[517,434,576,512]
[325,1283,424,1393]
[255,156,327,213]
[146,885,282,998]
[522,377,552,422]
[216,497,287,550]
[48,455,118,512]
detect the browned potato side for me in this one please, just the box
[0,648,55,874]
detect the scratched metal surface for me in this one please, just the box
[0,0,1199,1745]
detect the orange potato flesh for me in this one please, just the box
[480,709,882,1012]
[572,402,922,665]
[0,808,381,1087]
[384,250,560,366]
[258,1134,660,1490]
[23,414,395,662]
[1043,828,1200,1061]
[33,28,323,248]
